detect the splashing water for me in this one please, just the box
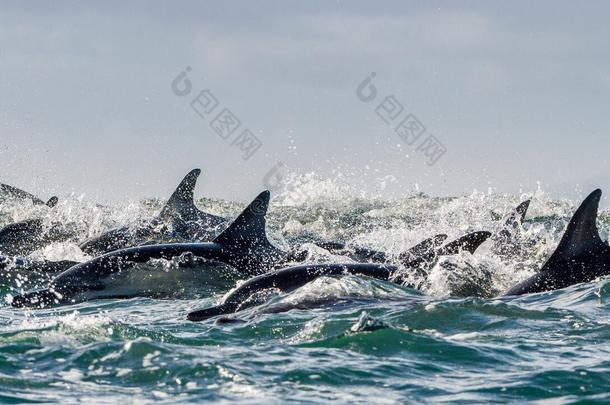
[0,174,609,403]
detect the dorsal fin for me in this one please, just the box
[213,191,275,251]
[407,234,448,257]
[159,169,201,221]
[46,197,58,208]
[504,200,530,227]
[550,189,604,260]
[436,231,491,255]
[397,234,447,265]
[515,200,531,223]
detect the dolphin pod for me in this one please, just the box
[2,173,609,320]
[0,169,226,256]
[0,169,225,258]
[11,191,284,308]
[186,191,610,321]
[9,190,489,308]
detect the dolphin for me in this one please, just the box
[504,189,610,296]
[490,200,532,256]
[0,255,79,289]
[11,190,287,308]
[186,263,399,321]
[490,199,529,222]
[310,232,490,293]
[317,232,490,269]
[0,183,63,255]
[0,255,79,286]
[0,183,57,207]
[0,218,76,256]
[315,234,448,264]
[4,257,78,274]
[79,169,226,255]
[186,232,493,322]
[411,231,491,263]
[387,231,491,286]
[0,219,46,256]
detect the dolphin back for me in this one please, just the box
[504,189,610,296]
[0,183,56,206]
[187,263,397,322]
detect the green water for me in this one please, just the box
[2,284,610,403]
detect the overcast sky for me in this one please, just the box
[1,1,609,205]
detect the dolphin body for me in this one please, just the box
[0,183,57,207]
[0,219,47,256]
[187,232,493,322]
[490,200,533,256]
[0,184,62,255]
[315,234,448,264]
[0,218,76,256]
[316,231,491,271]
[0,256,79,290]
[79,169,226,255]
[504,189,610,296]
[11,191,286,308]
[0,256,78,274]
[186,263,399,322]
[320,201,524,263]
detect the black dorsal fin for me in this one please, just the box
[437,231,491,256]
[502,199,530,228]
[407,234,448,257]
[550,189,604,260]
[398,234,447,265]
[159,169,201,221]
[515,200,531,223]
[213,191,274,251]
[46,197,58,208]
[512,200,531,225]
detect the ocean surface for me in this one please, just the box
[0,175,609,404]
